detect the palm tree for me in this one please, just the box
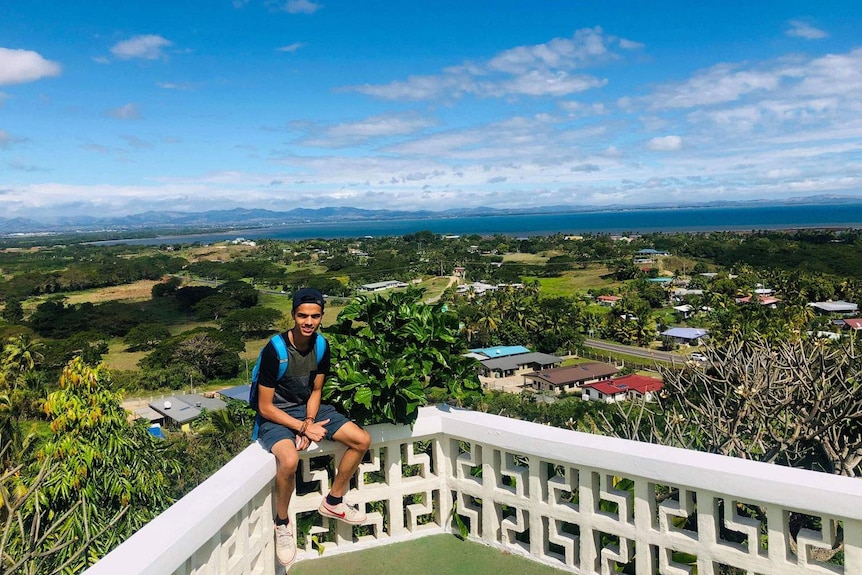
[3,335,44,383]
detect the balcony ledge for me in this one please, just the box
[84,405,862,575]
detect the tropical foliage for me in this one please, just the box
[4,358,177,574]
[324,288,482,426]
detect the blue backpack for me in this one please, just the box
[249,331,327,440]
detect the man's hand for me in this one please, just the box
[303,419,330,442]
[295,434,311,451]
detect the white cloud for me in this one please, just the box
[649,63,781,109]
[786,19,828,40]
[618,38,645,50]
[110,35,173,60]
[647,135,682,151]
[157,81,193,90]
[0,129,26,149]
[571,163,601,172]
[120,135,153,149]
[496,70,606,97]
[658,48,862,141]
[277,42,305,53]
[766,168,802,178]
[108,103,141,120]
[345,27,619,101]
[0,47,61,85]
[8,160,42,172]
[487,28,610,74]
[300,113,435,147]
[275,0,321,14]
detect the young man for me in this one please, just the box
[256,287,371,568]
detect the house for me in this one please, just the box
[131,406,165,425]
[218,384,251,403]
[671,288,704,302]
[478,352,562,378]
[582,374,663,403]
[149,393,227,430]
[523,362,618,395]
[673,304,694,320]
[809,300,859,315]
[660,327,709,345]
[596,295,622,307]
[637,248,669,257]
[469,345,531,359]
[736,295,781,307]
[357,280,408,292]
[840,318,862,330]
[456,281,498,296]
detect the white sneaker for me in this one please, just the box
[318,498,367,525]
[274,522,296,567]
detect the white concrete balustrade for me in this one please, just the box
[83,405,862,575]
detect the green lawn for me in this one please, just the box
[529,265,620,297]
[291,534,568,575]
[501,252,548,264]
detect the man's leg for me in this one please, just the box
[271,438,300,519]
[271,438,299,566]
[318,422,370,524]
[330,422,371,497]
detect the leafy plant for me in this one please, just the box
[31,357,179,573]
[323,288,481,427]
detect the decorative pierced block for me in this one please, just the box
[402,442,433,481]
[495,450,529,498]
[546,517,580,569]
[454,440,483,484]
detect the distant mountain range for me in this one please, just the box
[1,195,860,236]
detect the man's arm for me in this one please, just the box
[301,373,329,442]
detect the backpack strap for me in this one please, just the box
[314,332,327,364]
[271,333,290,381]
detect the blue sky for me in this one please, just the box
[2,1,862,220]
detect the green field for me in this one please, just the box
[527,265,620,297]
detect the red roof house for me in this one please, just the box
[597,295,622,306]
[582,374,663,403]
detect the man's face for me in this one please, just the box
[292,303,323,338]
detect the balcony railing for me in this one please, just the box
[83,405,862,575]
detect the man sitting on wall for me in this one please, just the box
[255,287,371,568]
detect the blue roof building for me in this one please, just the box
[468,345,531,359]
[661,327,709,344]
[219,384,251,403]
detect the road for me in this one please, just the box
[583,339,686,365]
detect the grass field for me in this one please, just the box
[64,280,161,305]
[527,265,620,297]
[501,252,548,263]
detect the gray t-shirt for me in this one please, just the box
[257,334,331,410]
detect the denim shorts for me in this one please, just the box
[257,404,352,452]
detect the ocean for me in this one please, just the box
[99,203,862,246]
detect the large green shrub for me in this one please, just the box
[323,288,481,426]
